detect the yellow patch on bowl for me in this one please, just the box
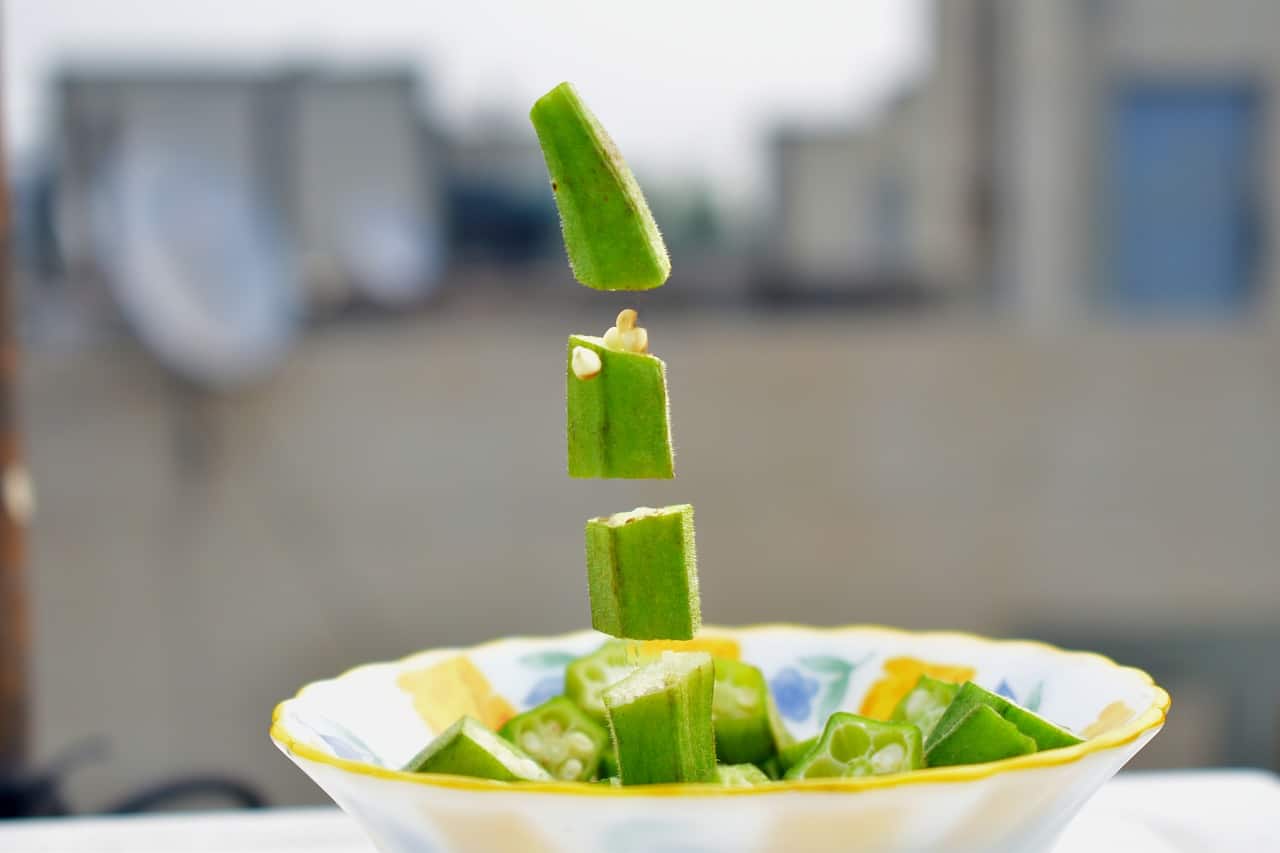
[640,635,741,660]
[858,657,976,720]
[397,656,516,733]
[1083,701,1135,739]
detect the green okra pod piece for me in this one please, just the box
[713,763,772,786]
[530,82,670,291]
[784,713,923,780]
[925,681,1083,755]
[890,675,961,741]
[923,703,1037,767]
[585,505,700,640]
[777,735,819,773]
[567,321,674,480]
[712,659,776,765]
[403,716,552,782]
[563,640,653,725]
[499,696,609,782]
[603,651,716,785]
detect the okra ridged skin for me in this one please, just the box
[530,82,670,291]
[925,681,1082,755]
[585,505,700,641]
[924,704,1037,767]
[566,334,674,479]
[603,652,716,785]
[403,716,552,782]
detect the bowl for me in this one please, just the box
[270,625,1168,852]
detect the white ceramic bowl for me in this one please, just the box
[271,625,1168,852]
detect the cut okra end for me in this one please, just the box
[924,704,1037,767]
[586,504,699,640]
[603,651,716,785]
[713,763,772,787]
[566,333,674,480]
[564,640,654,725]
[530,82,671,291]
[403,716,552,782]
[499,696,609,782]
[712,659,776,765]
[783,713,924,781]
[890,675,961,741]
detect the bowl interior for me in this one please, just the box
[273,624,1166,781]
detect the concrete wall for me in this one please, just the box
[22,306,1280,807]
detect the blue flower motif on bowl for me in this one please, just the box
[770,666,820,722]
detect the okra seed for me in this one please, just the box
[565,731,595,756]
[559,759,584,780]
[520,732,543,753]
[871,743,906,774]
[602,326,623,350]
[616,308,638,332]
[571,346,602,380]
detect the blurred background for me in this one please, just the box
[1,0,1278,815]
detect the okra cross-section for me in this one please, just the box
[403,716,552,782]
[784,713,923,780]
[586,505,699,640]
[712,659,776,765]
[713,763,771,787]
[499,696,609,782]
[603,651,716,785]
[890,675,961,741]
[530,82,670,291]
[567,331,674,479]
[564,641,653,725]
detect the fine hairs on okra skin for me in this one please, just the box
[530,82,670,291]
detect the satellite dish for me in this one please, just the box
[90,147,300,389]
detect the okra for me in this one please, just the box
[926,682,1083,754]
[499,696,609,782]
[712,659,775,765]
[924,703,1037,767]
[530,82,670,291]
[564,641,652,725]
[890,675,960,741]
[784,713,923,780]
[714,763,771,787]
[778,735,819,773]
[585,505,699,640]
[567,328,674,479]
[403,716,551,782]
[602,651,716,785]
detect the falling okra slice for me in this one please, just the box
[925,681,1083,755]
[784,713,923,780]
[499,696,609,782]
[890,675,961,741]
[714,763,771,787]
[586,505,699,640]
[603,651,716,785]
[712,659,776,765]
[403,716,552,782]
[530,82,670,291]
[567,318,674,479]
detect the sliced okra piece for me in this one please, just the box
[712,659,775,765]
[890,675,961,741]
[755,755,783,780]
[926,682,1082,754]
[403,716,551,782]
[567,323,673,479]
[924,703,1037,767]
[530,82,670,291]
[564,640,652,725]
[777,735,819,773]
[714,763,771,787]
[602,651,716,785]
[585,505,699,640]
[499,696,609,782]
[784,713,923,780]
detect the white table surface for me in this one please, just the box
[0,770,1276,852]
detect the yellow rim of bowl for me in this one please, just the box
[269,623,1170,798]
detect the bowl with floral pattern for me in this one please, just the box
[270,625,1168,852]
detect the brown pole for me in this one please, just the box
[0,4,31,772]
